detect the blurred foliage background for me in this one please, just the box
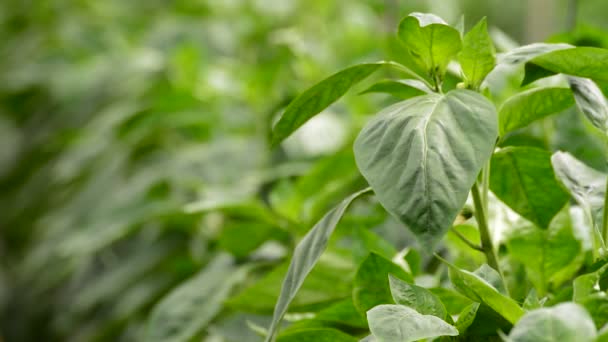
[2,0,608,341]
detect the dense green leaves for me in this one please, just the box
[531,47,608,82]
[147,254,247,342]
[366,304,458,342]
[458,17,495,89]
[270,63,383,146]
[505,209,584,295]
[568,77,608,134]
[398,13,462,80]
[352,253,413,314]
[490,147,570,228]
[507,303,597,342]
[354,90,497,247]
[444,260,524,324]
[388,274,447,318]
[498,87,574,135]
[264,188,371,341]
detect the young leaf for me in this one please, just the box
[473,264,507,295]
[354,90,498,248]
[442,258,524,324]
[508,302,596,342]
[454,302,480,334]
[531,47,608,82]
[270,63,383,146]
[398,13,462,81]
[573,262,608,303]
[498,87,574,136]
[146,254,247,342]
[264,188,372,342]
[359,79,430,99]
[490,147,570,228]
[551,152,606,226]
[458,17,495,89]
[276,328,357,342]
[367,304,458,342]
[568,76,608,134]
[505,209,584,296]
[388,274,447,319]
[352,253,413,315]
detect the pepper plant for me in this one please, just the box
[261,13,608,342]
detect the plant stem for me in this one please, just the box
[450,227,483,252]
[603,174,608,248]
[471,182,500,272]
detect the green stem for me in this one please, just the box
[471,182,501,273]
[603,175,608,249]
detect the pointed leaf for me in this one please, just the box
[271,63,383,146]
[473,264,507,295]
[367,304,458,342]
[264,188,371,342]
[531,47,608,82]
[353,253,413,315]
[443,259,524,324]
[508,302,596,342]
[490,147,570,228]
[458,17,495,89]
[398,13,462,77]
[568,76,608,134]
[499,87,574,135]
[497,43,572,65]
[354,90,498,247]
[454,303,480,334]
[388,274,447,319]
[574,262,608,303]
[359,79,430,99]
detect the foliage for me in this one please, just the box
[3,1,608,342]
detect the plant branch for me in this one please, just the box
[450,227,483,252]
[471,182,501,272]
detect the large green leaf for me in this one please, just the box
[531,47,608,82]
[497,43,572,65]
[388,274,447,319]
[443,259,524,324]
[397,13,462,79]
[264,188,371,342]
[366,304,458,342]
[458,17,495,89]
[276,328,357,342]
[359,79,430,99]
[498,87,574,135]
[270,63,383,146]
[490,147,570,228]
[505,209,584,296]
[551,152,606,227]
[507,303,596,342]
[354,90,498,247]
[568,76,608,134]
[146,254,247,342]
[352,253,413,315]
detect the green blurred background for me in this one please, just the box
[1,0,608,341]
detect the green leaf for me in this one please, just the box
[359,79,430,99]
[353,253,413,315]
[490,147,570,228]
[430,287,474,316]
[522,63,557,86]
[498,87,574,136]
[551,152,606,227]
[398,13,462,79]
[354,90,498,248]
[146,254,247,342]
[574,263,608,303]
[458,17,495,89]
[388,274,447,319]
[270,63,383,146]
[454,302,480,334]
[505,209,584,296]
[264,189,371,342]
[497,43,572,65]
[367,304,458,342]
[473,264,507,295]
[443,259,524,324]
[531,47,608,82]
[313,299,368,328]
[581,294,608,329]
[508,302,596,342]
[568,76,608,134]
[277,328,357,342]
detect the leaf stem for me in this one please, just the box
[450,227,484,252]
[471,182,501,273]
